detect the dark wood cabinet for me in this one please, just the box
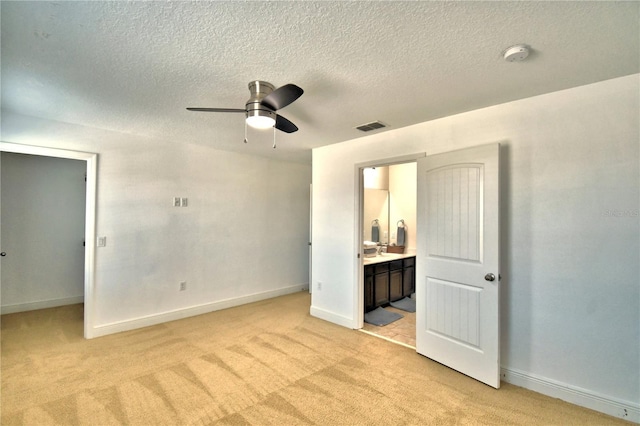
[374,271,389,306]
[403,257,415,297]
[364,267,375,312]
[364,256,415,313]
[389,260,403,301]
[373,262,389,306]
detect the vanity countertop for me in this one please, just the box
[363,251,416,265]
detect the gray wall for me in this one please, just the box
[1,153,86,312]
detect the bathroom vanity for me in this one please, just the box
[363,254,415,313]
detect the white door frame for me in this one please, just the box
[1,142,97,339]
[354,153,426,329]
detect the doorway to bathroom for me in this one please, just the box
[356,144,501,388]
[357,158,418,348]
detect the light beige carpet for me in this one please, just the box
[0,291,630,425]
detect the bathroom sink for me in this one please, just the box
[378,252,402,258]
[363,252,407,264]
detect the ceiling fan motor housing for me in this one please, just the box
[248,81,274,101]
[246,81,276,123]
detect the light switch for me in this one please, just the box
[97,236,107,247]
[181,197,188,207]
[173,197,181,207]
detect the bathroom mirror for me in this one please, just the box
[362,163,417,249]
[363,188,389,243]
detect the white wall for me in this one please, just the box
[1,112,311,334]
[311,75,639,418]
[1,153,86,312]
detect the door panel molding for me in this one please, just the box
[426,277,482,349]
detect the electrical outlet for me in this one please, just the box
[179,281,187,291]
[181,197,188,207]
[317,281,322,291]
[173,197,181,207]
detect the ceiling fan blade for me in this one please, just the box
[186,107,246,113]
[275,114,298,133]
[260,84,303,111]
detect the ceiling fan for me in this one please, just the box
[187,81,303,146]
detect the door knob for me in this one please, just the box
[484,273,495,282]
[0,252,6,257]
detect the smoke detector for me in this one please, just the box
[502,44,530,62]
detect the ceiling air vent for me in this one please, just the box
[356,121,387,132]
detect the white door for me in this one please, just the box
[416,143,500,388]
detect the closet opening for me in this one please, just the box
[0,142,97,339]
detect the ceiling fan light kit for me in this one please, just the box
[187,80,303,147]
[246,110,276,129]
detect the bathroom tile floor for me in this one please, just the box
[362,306,416,348]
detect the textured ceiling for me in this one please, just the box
[2,1,638,163]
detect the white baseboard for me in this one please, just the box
[501,367,640,423]
[88,284,308,339]
[1,295,84,314]
[309,305,356,329]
